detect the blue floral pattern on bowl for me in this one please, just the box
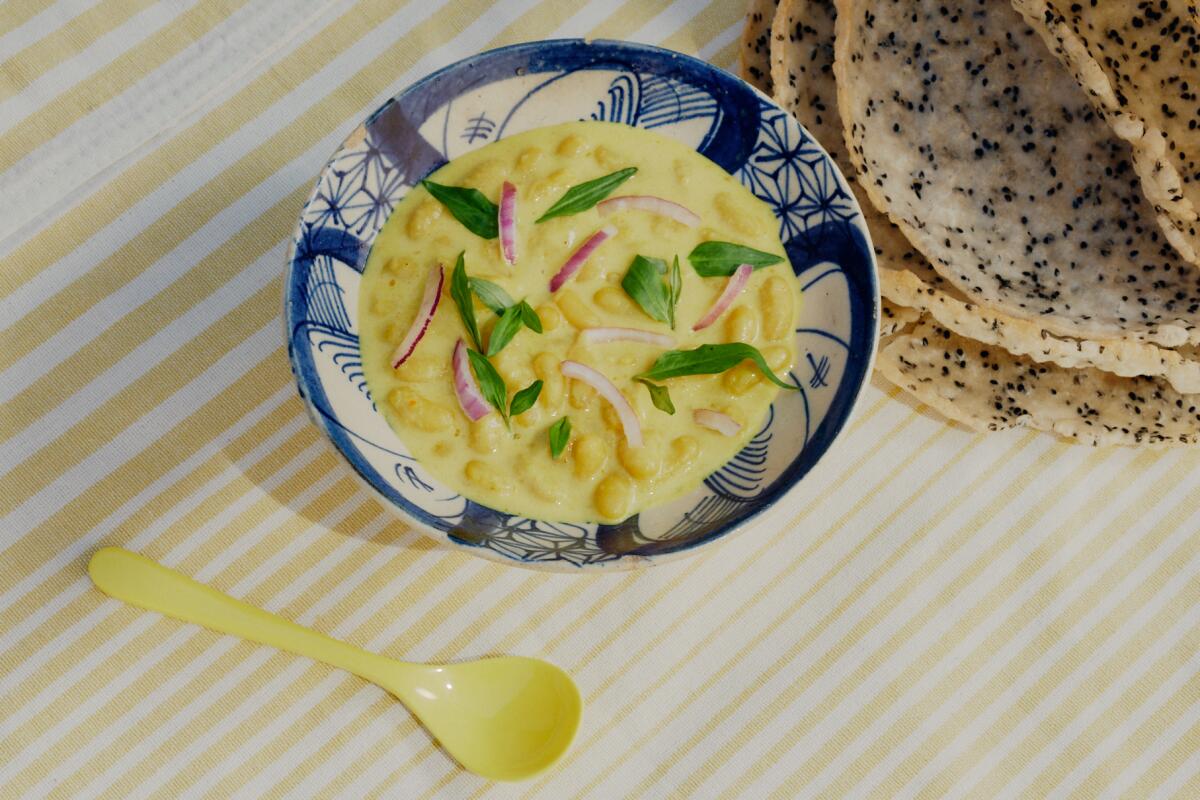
[284,40,879,570]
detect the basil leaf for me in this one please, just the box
[469,278,514,314]
[487,304,524,356]
[466,348,509,425]
[668,254,682,330]
[517,300,543,334]
[421,180,498,239]
[509,380,543,417]
[535,167,637,223]
[635,377,675,415]
[621,255,671,325]
[688,241,785,277]
[450,253,483,351]
[637,343,798,390]
[549,417,571,460]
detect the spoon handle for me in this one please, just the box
[89,547,396,684]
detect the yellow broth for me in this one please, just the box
[360,121,800,522]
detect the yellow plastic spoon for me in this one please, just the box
[87,547,581,782]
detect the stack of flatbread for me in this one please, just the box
[741,0,1200,445]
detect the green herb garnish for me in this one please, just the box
[466,348,510,427]
[549,417,571,459]
[486,304,524,356]
[668,254,682,329]
[450,252,483,351]
[421,179,499,239]
[637,343,797,390]
[635,377,675,415]
[621,255,672,327]
[688,241,784,277]
[469,278,514,314]
[517,300,543,333]
[509,380,543,417]
[535,167,637,223]
[484,300,542,356]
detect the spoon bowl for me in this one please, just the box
[387,657,580,782]
[87,547,580,781]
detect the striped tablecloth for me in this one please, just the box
[3,1,1199,797]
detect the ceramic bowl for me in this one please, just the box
[284,39,878,570]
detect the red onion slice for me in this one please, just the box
[390,264,444,368]
[597,195,700,227]
[580,327,676,348]
[549,225,616,293]
[452,339,491,421]
[499,181,517,266]
[692,263,752,331]
[560,360,643,448]
[694,408,741,436]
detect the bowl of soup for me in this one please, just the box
[284,40,879,570]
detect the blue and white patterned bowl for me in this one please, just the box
[284,40,878,570]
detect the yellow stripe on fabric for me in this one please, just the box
[73,645,306,799]
[586,0,679,41]
[1,484,374,797]
[0,0,51,39]
[1,254,301,512]
[206,676,388,799]
[0,172,300,456]
[0,0,156,102]
[548,416,959,799]
[312,734,404,798]
[1080,681,1200,800]
[1030,648,1200,797]
[0,0,250,172]
[271,694,396,798]
[169,472,358,596]
[710,38,741,73]
[660,0,744,53]
[914,491,1200,798]
[966,593,1200,797]
[872,451,1200,797]
[343,702,440,797]
[0,0,403,302]
[1173,766,1200,800]
[761,447,1155,798]
[0,395,302,641]
[624,433,1047,799]
[0,349,290,599]
[793,449,1186,799]
[1124,718,1200,798]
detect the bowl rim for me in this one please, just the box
[283,37,881,570]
